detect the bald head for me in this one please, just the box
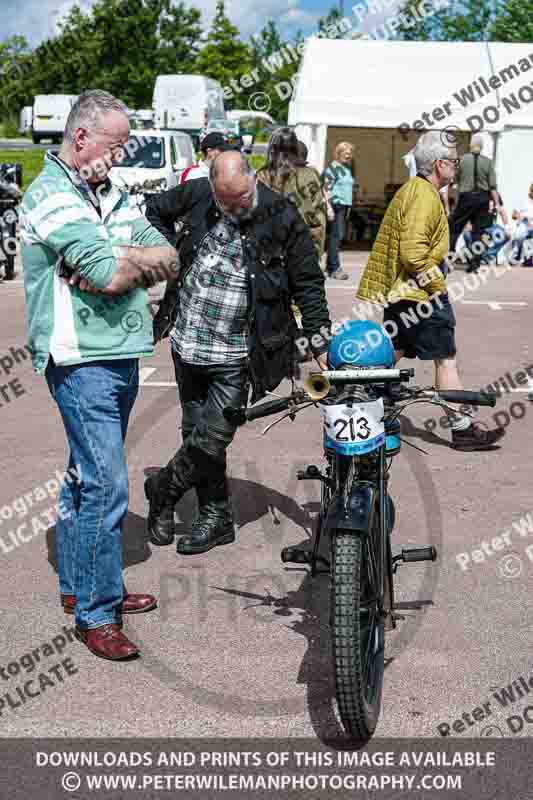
[210,151,253,185]
[210,151,257,220]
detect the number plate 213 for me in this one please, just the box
[322,398,385,455]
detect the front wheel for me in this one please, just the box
[331,530,385,739]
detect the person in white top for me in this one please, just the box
[511,182,533,263]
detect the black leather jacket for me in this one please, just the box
[145,178,331,401]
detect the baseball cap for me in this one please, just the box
[200,132,228,153]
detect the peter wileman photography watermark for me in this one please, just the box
[0,626,78,718]
[0,344,32,411]
[455,506,533,577]
[398,53,533,137]
[294,252,523,363]
[0,464,81,556]
[437,663,533,737]
[424,361,533,436]
[244,0,450,113]
[77,296,145,335]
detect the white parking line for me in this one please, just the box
[139,367,156,384]
[461,300,528,310]
[140,381,176,387]
[139,367,175,387]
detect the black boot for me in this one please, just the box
[145,449,198,546]
[177,474,235,555]
[144,478,175,546]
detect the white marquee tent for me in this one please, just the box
[289,39,533,213]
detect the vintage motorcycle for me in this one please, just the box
[225,320,496,740]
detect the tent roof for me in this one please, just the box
[288,39,533,130]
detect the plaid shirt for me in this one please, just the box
[170,216,249,364]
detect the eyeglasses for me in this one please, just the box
[439,158,460,167]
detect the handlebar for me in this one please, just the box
[223,379,498,428]
[320,368,414,383]
[243,396,293,421]
[223,393,304,425]
[431,389,497,408]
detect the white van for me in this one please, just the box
[109,129,195,197]
[19,106,33,135]
[129,109,154,130]
[152,75,225,148]
[32,94,78,144]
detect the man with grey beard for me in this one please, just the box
[145,151,331,554]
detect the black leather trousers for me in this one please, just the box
[171,349,249,506]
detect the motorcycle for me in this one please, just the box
[0,164,22,281]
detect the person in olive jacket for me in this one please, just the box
[144,151,331,555]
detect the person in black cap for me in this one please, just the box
[180,132,229,183]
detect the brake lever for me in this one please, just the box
[261,401,315,435]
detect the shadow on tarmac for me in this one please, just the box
[211,525,397,748]
[399,415,454,449]
[45,474,315,573]
[144,467,315,540]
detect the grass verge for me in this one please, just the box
[0,149,46,190]
[0,148,266,191]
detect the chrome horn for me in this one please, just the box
[303,372,331,401]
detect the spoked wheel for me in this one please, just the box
[331,523,385,740]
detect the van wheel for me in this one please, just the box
[32,134,40,144]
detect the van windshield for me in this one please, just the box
[119,136,165,168]
[34,97,73,113]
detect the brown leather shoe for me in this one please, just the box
[75,624,139,660]
[61,592,157,615]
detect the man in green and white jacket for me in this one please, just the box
[20,90,178,661]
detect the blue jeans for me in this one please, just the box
[463,224,508,264]
[45,359,139,629]
[326,204,349,274]
[511,220,533,262]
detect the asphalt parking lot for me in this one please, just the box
[0,251,531,743]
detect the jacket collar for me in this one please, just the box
[45,151,123,221]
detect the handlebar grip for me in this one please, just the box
[402,547,437,563]
[245,396,292,422]
[437,390,497,408]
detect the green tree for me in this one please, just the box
[490,0,533,40]
[0,35,32,125]
[317,7,350,38]
[398,0,502,41]
[0,0,205,116]
[242,19,304,123]
[250,18,283,63]
[193,0,253,108]
[156,1,203,75]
